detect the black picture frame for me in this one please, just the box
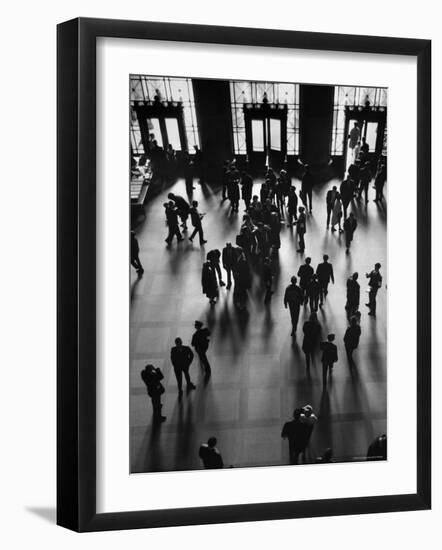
[57,17,431,532]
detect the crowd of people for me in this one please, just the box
[132,147,387,468]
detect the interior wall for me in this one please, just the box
[192,78,233,182]
[299,84,335,169]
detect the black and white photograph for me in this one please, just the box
[129,76,388,473]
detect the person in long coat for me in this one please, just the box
[233,252,251,310]
[302,312,321,369]
[331,192,343,233]
[343,212,358,253]
[343,316,362,368]
[201,261,218,305]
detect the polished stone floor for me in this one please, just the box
[130,174,387,473]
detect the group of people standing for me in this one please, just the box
[133,151,386,468]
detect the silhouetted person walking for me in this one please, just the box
[207,249,225,287]
[307,274,321,312]
[302,312,321,369]
[284,276,304,336]
[170,337,196,395]
[191,320,211,377]
[344,317,361,368]
[164,202,183,245]
[331,192,343,233]
[320,334,338,388]
[374,163,387,202]
[141,364,166,422]
[345,272,360,317]
[366,263,382,317]
[262,256,273,303]
[343,212,358,253]
[326,185,337,229]
[189,200,207,245]
[301,164,314,213]
[168,192,190,231]
[359,160,372,203]
[287,186,298,226]
[241,170,253,210]
[199,437,224,469]
[295,206,307,252]
[297,257,314,305]
[340,176,353,218]
[316,254,334,306]
[202,260,218,305]
[184,156,195,195]
[222,242,237,290]
[130,231,144,275]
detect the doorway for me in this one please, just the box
[343,107,386,172]
[244,105,287,172]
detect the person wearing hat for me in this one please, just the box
[320,333,338,388]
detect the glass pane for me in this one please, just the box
[130,78,144,101]
[168,78,187,102]
[277,83,295,104]
[145,79,167,101]
[287,132,295,154]
[252,120,264,152]
[382,126,388,155]
[148,118,163,147]
[165,118,181,150]
[365,122,378,150]
[270,119,281,151]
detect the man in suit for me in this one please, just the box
[316,254,334,306]
[222,242,237,290]
[284,276,304,336]
[320,334,338,388]
[326,185,337,229]
[140,364,166,422]
[199,437,224,469]
[343,212,358,253]
[170,337,196,396]
[164,201,183,246]
[189,200,207,245]
[297,257,314,305]
[366,263,382,316]
[130,231,144,275]
[191,320,211,377]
